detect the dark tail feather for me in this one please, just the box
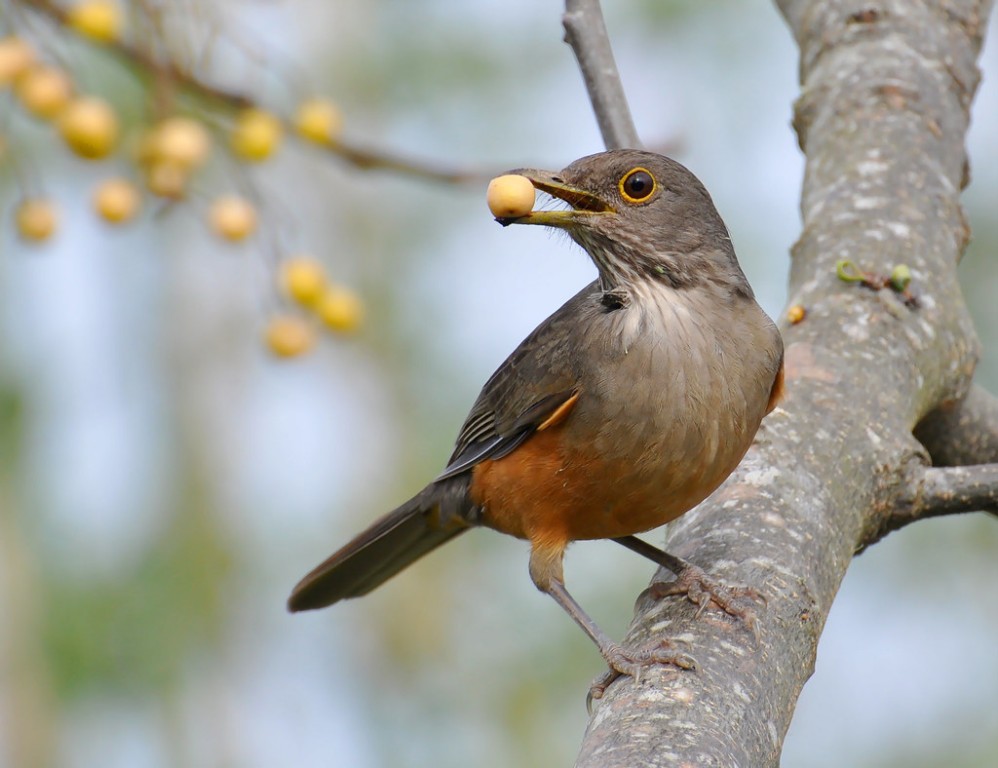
[287,488,468,612]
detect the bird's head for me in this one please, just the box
[498,149,750,297]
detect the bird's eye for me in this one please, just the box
[619,168,656,203]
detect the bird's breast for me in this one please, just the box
[473,282,781,545]
[551,284,777,537]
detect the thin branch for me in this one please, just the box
[914,384,998,467]
[317,139,488,185]
[906,464,998,516]
[863,463,998,548]
[563,0,641,150]
[19,0,485,185]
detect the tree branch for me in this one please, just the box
[575,1,992,765]
[562,0,642,150]
[20,0,487,185]
[904,464,998,516]
[914,384,998,466]
[863,462,998,548]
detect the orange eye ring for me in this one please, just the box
[619,167,656,204]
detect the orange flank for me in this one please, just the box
[766,362,785,415]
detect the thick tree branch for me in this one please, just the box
[576,2,992,765]
[563,0,642,150]
[914,384,998,465]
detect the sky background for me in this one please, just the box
[1,1,997,766]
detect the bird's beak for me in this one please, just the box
[497,170,615,228]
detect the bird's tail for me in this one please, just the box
[287,484,469,612]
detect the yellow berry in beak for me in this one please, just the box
[487,174,535,218]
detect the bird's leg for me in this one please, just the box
[529,543,693,703]
[543,579,695,704]
[613,536,764,631]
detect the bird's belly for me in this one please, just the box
[469,402,759,544]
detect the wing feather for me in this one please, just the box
[435,281,600,481]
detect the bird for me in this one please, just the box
[288,149,784,694]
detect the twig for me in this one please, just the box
[562,0,641,150]
[316,139,488,184]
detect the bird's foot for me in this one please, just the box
[587,640,696,709]
[647,563,764,634]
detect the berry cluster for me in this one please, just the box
[1,2,360,359]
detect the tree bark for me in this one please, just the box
[575,1,994,765]
[916,384,998,465]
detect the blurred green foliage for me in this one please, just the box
[41,479,232,699]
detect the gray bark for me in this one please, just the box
[916,384,998,465]
[575,1,995,765]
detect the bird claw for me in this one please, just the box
[586,641,696,712]
[646,563,764,636]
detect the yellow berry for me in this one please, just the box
[230,108,282,161]
[58,96,119,159]
[786,304,806,324]
[0,37,35,87]
[294,98,342,144]
[15,198,58,241]
[209,195,257,241]
[315,285,363,333]
[67,0,122,42]
[144,161,188,198]
[93,178,140,223]
[487,174,535,218]
[264,315,315,358]
[281,256,326,306]
[15,65,72,119]
[150,116,211,169]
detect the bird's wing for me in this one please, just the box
[435,281,599,482]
